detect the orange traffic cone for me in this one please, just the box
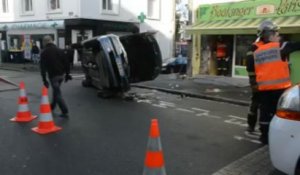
[32,86,62,134]
[10,81,37,122]
[143,119,167,175]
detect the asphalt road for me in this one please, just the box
[0,70,266,175]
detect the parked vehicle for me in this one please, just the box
[269,84,300,175]
[80,33,162,97]
[161,55,187,74]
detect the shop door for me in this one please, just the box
[71,30,93,44]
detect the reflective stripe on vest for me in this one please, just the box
[257,77,290,86]
[253,42,291,91]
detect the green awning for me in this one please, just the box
[186,16,300,35]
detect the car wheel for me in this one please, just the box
[169,67,175,74]
[295,157,300,175]
[82,79,92,87]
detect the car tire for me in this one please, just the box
[82,79,92,88]
[169,67,175,74]
[295,157,300,175]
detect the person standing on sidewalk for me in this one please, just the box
[31,42,40,64]
[64,45,74,70]
[216,37,228,76]
[247,20,300,144]
[40,36,72,118]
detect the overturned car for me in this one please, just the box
[80,33,162,98]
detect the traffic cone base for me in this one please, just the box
[32,125,62,134]
[143,167,167,175]
[32,86,62,135]
[10,114,37,122]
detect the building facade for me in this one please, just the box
[0,0,175,62]
[188,0,300,84]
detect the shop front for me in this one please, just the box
[0,19,139,63]
[187,0,300,84]
[0,20,64,63]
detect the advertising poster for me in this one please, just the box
[24,35,31,60]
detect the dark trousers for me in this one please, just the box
[259,89,285,140]
[217,58,228,76]
[50,76,69,114]
[247,91,260,130]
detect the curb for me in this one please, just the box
[132,84,250,106]
[0,76,18,92]
[0,66,25,72]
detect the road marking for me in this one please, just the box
[209,115,221,119]
[191,107,209,112]
[136,99,153,104]
[71,74,85,79]
[159,101,175,107]
[244,131,260,139]
[228,115,247,121]
[224,118,248,127]
[176,108,195,113]
[152,104,167,108]
[195,113,221,119]
[234,135,261,144]
[139,93,155,96]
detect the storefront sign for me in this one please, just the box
[256,5,276,15]
[0,20,64,30]
[198,0,300,22]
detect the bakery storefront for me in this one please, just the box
[187,0,300,84]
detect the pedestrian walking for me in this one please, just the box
[40,36,72,118]
[247,20,300,144]
[31,42,40,64]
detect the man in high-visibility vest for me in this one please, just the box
[246,20,300,144]
[216,37,228,75]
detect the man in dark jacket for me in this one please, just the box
[40,36,72,118]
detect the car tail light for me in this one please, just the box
[276,85,300,121]
[276,110,300,121]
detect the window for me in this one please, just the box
[102,0,112,11]
[1,0,9,13]
[48,0,60,11]
[101,0,119,15]
[22,0,33,13]
[235,35,257,67]
[147,0,160,19]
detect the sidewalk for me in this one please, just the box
[0,62,83,73]
[132,74,251,106]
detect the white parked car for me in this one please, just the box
[269,85,300,175]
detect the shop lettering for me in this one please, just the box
[210,5,254,18]
[277,0,300,15]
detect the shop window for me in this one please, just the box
[101,0,119,15]
[22,0,33,14]
[147,0,160,20]
[48,0,60,11]
[235,35,257,67]
[1,0,9,13]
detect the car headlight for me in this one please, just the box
[276,85,300,121]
